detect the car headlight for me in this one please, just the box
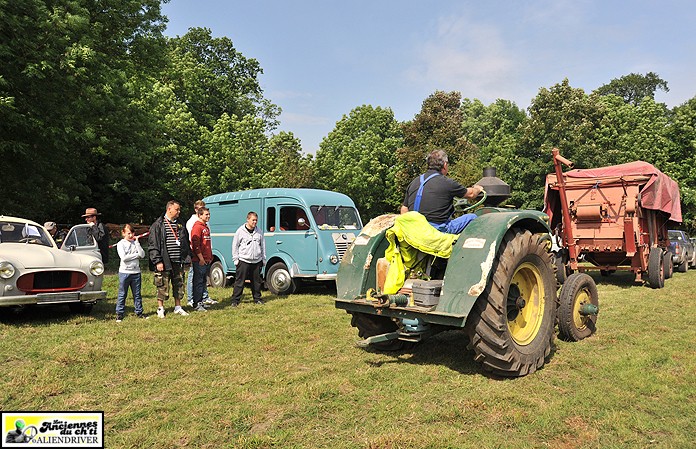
[0,261,16,279]
[90,260,105,276]
[329,254,339,264]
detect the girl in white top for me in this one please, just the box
[115,224,146,321]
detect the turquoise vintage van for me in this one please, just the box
[203,188,363,295]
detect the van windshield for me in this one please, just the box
[310,206,362,230]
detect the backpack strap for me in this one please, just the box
[413,173,440,212]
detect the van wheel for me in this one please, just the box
[266,262,296,295]
[209,261,227,288]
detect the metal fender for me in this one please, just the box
[435,209,551,318]
[336,215,395,300]
[211,248,230,273]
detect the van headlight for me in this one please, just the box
[90,260,105,276]
[0,261,16,279]
[329,254,339,264]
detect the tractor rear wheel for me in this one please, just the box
[350,312,412,351]
[558,273,598,341]
[465,229,556,377]
[648,247,665,288]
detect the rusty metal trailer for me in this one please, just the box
[545,148,682,288]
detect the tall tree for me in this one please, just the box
[314,105,403,219]
[397,91,480,195]
[0,0,167,222]
[594,72,669,106]
[164,27,279,131]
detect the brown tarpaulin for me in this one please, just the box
[545,160,682,225]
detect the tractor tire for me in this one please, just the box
[557,273,599,342]
[350,312,412,351]
[465,229,557,377]
[209,261,227,288]
[676,258,688,273]
[663,251,673,279]
[648,247,665,288]
[266,262,297,295]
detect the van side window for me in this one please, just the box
[279,206,310,231]
[267,207,277,232]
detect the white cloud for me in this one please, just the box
[405,13,520,103]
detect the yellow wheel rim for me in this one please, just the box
[572,288,591,330]
[507,262,545,346]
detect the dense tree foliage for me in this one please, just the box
[595,72,669,106]
[397,91,480,195]
[1,3,693,232]
[314,106,403,219]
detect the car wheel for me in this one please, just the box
[266,262,296,295]
[209,261,227,288]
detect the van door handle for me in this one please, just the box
[276,240,283,244]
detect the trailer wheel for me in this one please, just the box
[209,261,227,288]
[663,252,673,279]
[266,262,296,295]
[465,229,556,377]
[648,247,665,288]
[553,251,569,284]
[558,273,598,341]
[350,312,412,351]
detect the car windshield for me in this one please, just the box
[668,231,684,242]
[310,205,362,230]
[0,221,54,247]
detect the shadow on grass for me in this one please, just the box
[361,328,560,380]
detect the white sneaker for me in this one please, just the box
[204,298,219,305]
[174,306,189,316]
[157,307,165,319]
[194,303,207,312]
[187,300,194,307]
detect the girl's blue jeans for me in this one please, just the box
[116,272,143,315]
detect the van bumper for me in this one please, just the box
[316,273,337,281]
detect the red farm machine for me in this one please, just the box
[545,148,682,290]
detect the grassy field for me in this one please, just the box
[1,269,695,448]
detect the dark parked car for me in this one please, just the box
[668,230,695,273]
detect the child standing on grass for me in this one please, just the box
[116,224,146,322]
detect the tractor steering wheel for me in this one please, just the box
[453,189,487,213]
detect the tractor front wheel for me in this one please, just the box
[465,229,557,377]
[558,273,599,341]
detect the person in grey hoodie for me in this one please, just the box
[230,211,266,306]
[115,224,146,321]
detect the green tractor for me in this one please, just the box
[334,168,596,377]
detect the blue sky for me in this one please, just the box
[162,0,696,154]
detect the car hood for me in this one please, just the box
[0,243,96,269]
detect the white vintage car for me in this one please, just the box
[0,216,107,313]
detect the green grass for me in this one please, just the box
[2,270,695,448]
